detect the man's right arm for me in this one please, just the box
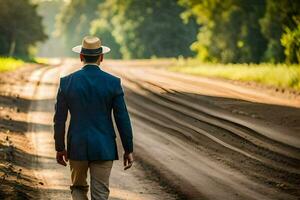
[53,78,69,166]
[53,78,68,152]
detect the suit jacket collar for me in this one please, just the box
[82,64,101,70]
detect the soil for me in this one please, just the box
[0,58,300,200]
[0,64,43,199]
[104,59,300,200]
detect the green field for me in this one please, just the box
[0,57,25,72]
[169,60,300,90]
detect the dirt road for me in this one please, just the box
[8,58,300,199]
[24,59,177,200]
[103,60,300,200]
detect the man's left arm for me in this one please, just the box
[53,78,68,166]
[112,79,134,170]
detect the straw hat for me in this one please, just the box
[72,36,110,55]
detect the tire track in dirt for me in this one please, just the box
[126,67,300,147]
[26,63,72,199]
[123,71,300,164]
[104,64,300,199]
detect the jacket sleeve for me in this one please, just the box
[53,77,68,152]
[112,79,133,153]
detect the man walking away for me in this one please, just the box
[54,36,134,200]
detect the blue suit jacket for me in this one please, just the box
[53,64,133,161]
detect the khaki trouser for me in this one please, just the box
[69,160,113,200]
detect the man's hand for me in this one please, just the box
[123,152,134,170]
[56,150,68,166]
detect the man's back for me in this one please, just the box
[54,64,133,161]
[54,36,133,200]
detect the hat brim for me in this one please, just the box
[72,45,111,55]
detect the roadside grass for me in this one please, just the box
[34,57,49,65]
[0,57,24,72]
[0,57,49,72]
[169,60,300,90]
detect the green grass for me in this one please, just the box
[169,60,300,90]
[0,57,49,72]
[34,57,49,65]
[0,57,25,72]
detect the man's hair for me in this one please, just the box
[82,54,100,63]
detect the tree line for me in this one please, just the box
[179,0,300,63]
[56,0,198,59]
[0,0,46,58]
[0,0,299,64]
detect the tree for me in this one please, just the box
[0,0,47,57]
[179,0,267,63]
[56,0,103,56]
[90,19,122,59]
[56,0,197,59]
[281,16,300,64]
[260,0,300,63]
[98,0,198,59]
[89,1,122,59]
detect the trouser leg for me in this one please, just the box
[89,160,113,200]
[69,160,89,200]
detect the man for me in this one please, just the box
[53,36,134,200]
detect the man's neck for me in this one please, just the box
[84,62,99,66]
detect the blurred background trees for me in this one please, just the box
[0,0,299,63]
[259,0,300,64]
[179,0,300,63]
[94,0,198,59]
[36,0,65,57]
[56,0,101,56]
[0,0,46,58]
[56,0,198,59]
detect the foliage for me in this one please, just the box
[96,0,198,59]
[179,0,267,63]
[8,0,296,64]
[0,57,24,72]
[56,0,104,56]
[170,59,300,90]
[281,17,300,64]
[179,0,300,64]
[260,0,300,63]
[0,0,47,57]
[57,0,198,59]
[90,15,122,59]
